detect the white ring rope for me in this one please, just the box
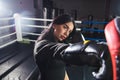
[76,28,81,31]
[75,20,82,24]
[22,17,53,22]
[0,17,14,21]
[0,32,16,39]
[0,24,15,29]
[21,17,82,23]
[22,32,41,36]
[0,39,17,49]
[21,24,48,28]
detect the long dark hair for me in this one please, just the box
[37,14,76,43]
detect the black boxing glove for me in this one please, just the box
[92,59,106,80]
[62,40,108,79]
[62,40,102,67]
[92,42,109,80]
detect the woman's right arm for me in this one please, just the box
[34,40,107,66]
[34,40,108,79]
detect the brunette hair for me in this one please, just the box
[37,14,76,43]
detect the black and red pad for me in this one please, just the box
[105,17,120,80]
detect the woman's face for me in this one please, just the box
[53,22,74,41]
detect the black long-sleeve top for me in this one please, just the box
[34,39,70,80]
[33,30,101,80]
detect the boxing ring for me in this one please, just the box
[0,15,38,80]
[0,17,16,48]
[0,13,115,80]
[0,13,106,49]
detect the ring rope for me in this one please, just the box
[0,39,17,49]
[21,24,48,28]
[0,24,15,29]
[0,32,16,39]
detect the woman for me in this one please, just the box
[34,14,106,80]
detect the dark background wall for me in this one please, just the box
[51,0,106,20]
[0,0,119,20]
[110,0,120,17]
